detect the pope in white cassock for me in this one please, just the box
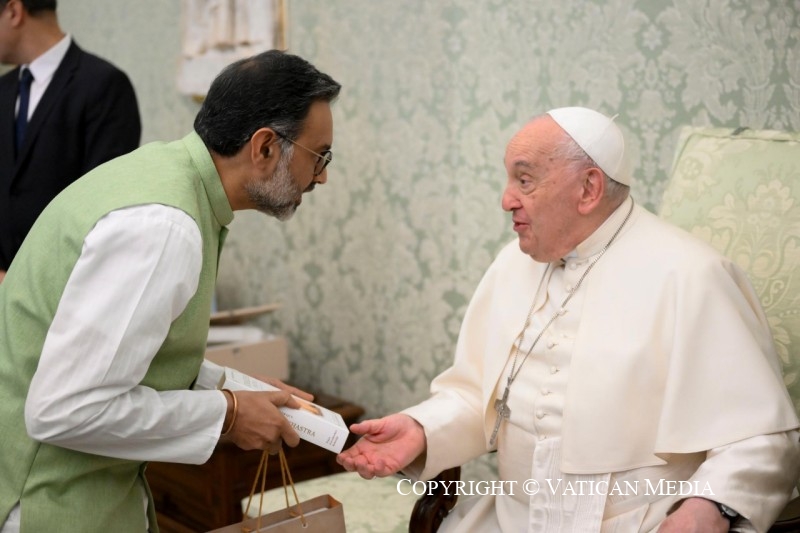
[337,107,800,533]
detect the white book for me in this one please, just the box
[218,367,349,453]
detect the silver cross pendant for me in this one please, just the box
[489,384,511,447]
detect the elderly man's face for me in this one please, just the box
[501,117,585,262]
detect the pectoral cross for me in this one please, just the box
[489,382,512,447]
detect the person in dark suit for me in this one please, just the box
[0,0,141,280]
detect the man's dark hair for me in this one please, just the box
[0,0,57,13]
[194,50,341,156]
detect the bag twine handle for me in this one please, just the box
[241,448,307,532]
[278,447,305,521]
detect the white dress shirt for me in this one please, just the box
[16,34,71,119]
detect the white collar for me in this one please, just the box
[21,34,71,86]
[565,196,633,261]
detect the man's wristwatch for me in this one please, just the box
[715,501,739,522]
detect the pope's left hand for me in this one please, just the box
[657,497,730,532]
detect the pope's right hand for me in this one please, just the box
[336,413,426,479]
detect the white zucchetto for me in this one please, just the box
[546,107,631,186]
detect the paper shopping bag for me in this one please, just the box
[207,494,345,533]
[206,448,346,533]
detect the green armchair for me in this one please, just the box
[659,125,800,532]
[659,125,800,417]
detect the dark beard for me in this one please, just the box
[244,150,302,220]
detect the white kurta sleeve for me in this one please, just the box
[194,358,225,390]
[25,204,227,464]
[674,430,800,533]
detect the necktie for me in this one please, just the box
[15,68,34,153]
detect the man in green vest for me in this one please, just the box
[0,49,341,533]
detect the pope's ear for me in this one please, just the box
[577,167,605,215]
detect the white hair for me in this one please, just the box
[552,130,629,204]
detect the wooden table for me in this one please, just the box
[146,391,364,532]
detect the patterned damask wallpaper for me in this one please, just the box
[60,1,798,421]
[218,0,800,419]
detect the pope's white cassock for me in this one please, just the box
[403,196,800,533]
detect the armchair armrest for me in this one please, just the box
[409,467,461,533]
[769,495,800,532]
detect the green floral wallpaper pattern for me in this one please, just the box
[59,0,798,453]
[216,0,800,419]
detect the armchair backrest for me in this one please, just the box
[659,126,800,415]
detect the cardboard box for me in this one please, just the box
[219,367,349,454]
[205,335,289,381]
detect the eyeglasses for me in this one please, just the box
[275,132,332,177]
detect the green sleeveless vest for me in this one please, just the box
[0,132,233,532]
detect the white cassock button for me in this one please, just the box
[565,284,573,292]
[536,410,545,419]
[550,366,558,374]
[547,340,556,349]
[538,434,547,441]
[541,389,551,396]
[570,262,578,270]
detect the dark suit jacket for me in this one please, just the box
[0,41,141,270]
